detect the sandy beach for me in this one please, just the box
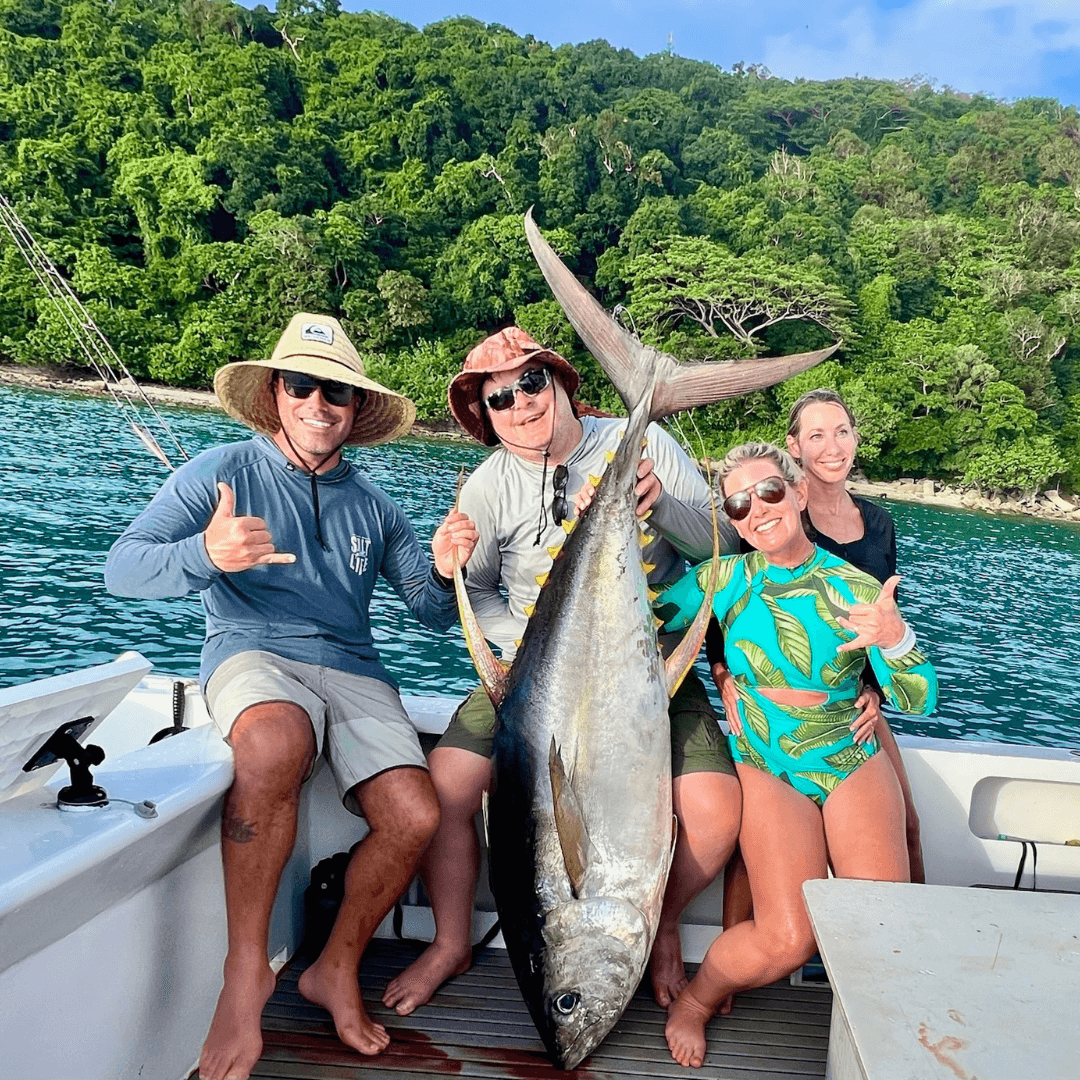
[4,361,1079,525]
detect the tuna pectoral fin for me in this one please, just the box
[664,490,722,698]
[549,737,591,897]
[453,546,508,706]
[481,789,490,848]
[523,208,837,418]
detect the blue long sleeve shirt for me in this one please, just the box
[105,436,457,689]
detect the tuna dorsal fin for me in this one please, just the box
[454,474,508,706]
[523,208,837,419]
[665,483,722,697]
[548,736,590,897]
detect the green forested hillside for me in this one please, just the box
[2,0,1079,492]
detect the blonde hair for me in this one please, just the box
[717,441,804,495]
[786,387,857,441]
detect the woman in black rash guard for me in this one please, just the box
[783,387,924,882]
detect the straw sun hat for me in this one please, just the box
[448,326,581,446]
[214,313,415,446]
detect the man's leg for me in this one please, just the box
[199,702,316,1080]
[651,771,741,1009]
[298,764,440,1053]
[382,745,492,1014]
[650,673,742,1010]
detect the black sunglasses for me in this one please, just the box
[484,366,553,412]
[551,464,570,525]
[279,371,364,409]
[722,475,788,521]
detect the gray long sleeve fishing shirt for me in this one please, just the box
[460,416,737,661]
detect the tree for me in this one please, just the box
[624,237,852,348]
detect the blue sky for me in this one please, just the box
[338,1,1080,108]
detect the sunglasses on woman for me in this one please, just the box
[483,366,553,412]
[279,371,364,409]
[722,475,788,521]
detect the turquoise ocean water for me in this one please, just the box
[2,384,1079,750]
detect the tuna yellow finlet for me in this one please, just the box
[647,587,659,602]
[547,543,563,559]
[653,615,664,629]
[588,473,602,487]
[535,571,550,588]
[641,562,656,574]
[524,603,535,618]
[561,518,576,534]
[604,450,615,462]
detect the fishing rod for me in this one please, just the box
[0,191,189,471]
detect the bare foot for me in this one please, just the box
[665,989,713,1068]
[298,958,390,1056]
[198,957,276,1080]
[382,942,472,1015]
[650,926,689,1010]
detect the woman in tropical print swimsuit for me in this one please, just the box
[656,442,937,1069]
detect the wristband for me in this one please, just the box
[432,564,464,589]
[879,622,916,659]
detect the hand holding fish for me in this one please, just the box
[432,510,479,578]
[836,575,906,653]
[572,457,662,518]
[204,481,296,571]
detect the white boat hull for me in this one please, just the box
[1,668,1077,1079]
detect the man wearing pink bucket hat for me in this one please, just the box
[106,312,478,1080]
[383,326,743,1018]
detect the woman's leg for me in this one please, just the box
[873,717,924,881]
[666,765,827,1067]
[822,749,909,882]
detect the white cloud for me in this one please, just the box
[760,1,1080,102]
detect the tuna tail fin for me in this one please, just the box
[663,474,722,698]
[523,208,838,418]
[453,471,508,705]
[549,736,591,898]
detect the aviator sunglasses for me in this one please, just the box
[722,475,788,521]
[279,371,364,409]
[483,366,553,412]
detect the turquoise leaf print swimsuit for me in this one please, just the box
[656,547,938,806]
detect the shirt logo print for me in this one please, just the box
[350,535,371,575]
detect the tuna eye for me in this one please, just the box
[553,992,579,1015]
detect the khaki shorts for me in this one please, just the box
[437,668,736,778]
[205,651,426,816]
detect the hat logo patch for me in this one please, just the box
[301,322,334,345]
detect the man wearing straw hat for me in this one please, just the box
[383,326,743,1018]
[106,313,478,1080]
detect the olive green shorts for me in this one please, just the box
[436,668,735,777]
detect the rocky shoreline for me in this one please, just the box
[4,362,1079,525]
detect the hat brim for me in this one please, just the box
[214,359,416,446]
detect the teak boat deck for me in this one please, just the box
[241,939,832,1080]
